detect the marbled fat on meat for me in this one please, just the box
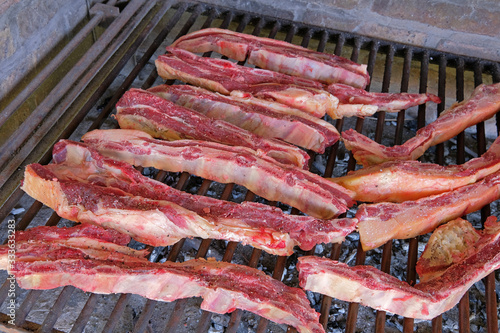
[42,140,357,255]
[81,129,355,219]
[356,169,500,250]
[298,217,500,319]
[0,224,325,333]
[342,83,500,166]
[331,135,500,202]
[171,28,369,88]
[155,47,339,117]
[325,83,440,118]
[115,88,310,169]
[148,84,340,153]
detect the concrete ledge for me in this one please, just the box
[198,0,500,63]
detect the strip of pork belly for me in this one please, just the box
[48,140,357,253]
[330,135,500,202]
[115,88,309,169]
[155,47,339,117]
[356,169,500,250]
[170,28,370,88]
[1,226,325,333]
[297,217,500,320]
[342,83,500,166]
[325,83,441,118]
[148,84,339,153]
[81,129,355,219]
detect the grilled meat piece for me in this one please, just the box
[116,88,310,169]
[325,83,440,118]
[331,135,500,202]
[82,129,355,219]
[171,27,370,88]
[0,224,325,333]
[148,84,339,153]
[342,83,500,166]
[155,47,339,117]
[356,170,500,250]
[298,216,500,320]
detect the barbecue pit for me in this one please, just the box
[0,1,499,332]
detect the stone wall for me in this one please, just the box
[0,0,88,101]
[199,0,500,63]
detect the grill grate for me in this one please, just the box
[1,1,499,332]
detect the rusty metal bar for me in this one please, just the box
[347,40,379,172]
[454,57,471,333]
[418,50,430,130]
[38,286,76,333]
[0,0,154,185]
[395,47,413,144]
[345,38,380,333]
[435,54,448,165]
[373,44,394,144]
[455,58,466,164]
[399,47,417,333]
[373,43,397,332]
[86,0,192,132]
[318,243,342,328]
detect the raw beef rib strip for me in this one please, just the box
[23,159,356,255]
[22,163,213,247]
[331,135,500,202]
[342,83,500,166]
[325,83,441,118]
[148,84,339,153]
[356,169,500,250]
[81,129,355,219]
[115,88,310,169]
[47,140,357,254]
[298,216,500,320]
[155,47,339,117]
[0,225,325,333]
[170,28,370,88]
[0,224,150,270]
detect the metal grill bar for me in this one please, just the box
[0,0,154,189]
[1,1,499,333]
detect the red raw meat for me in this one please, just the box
[298,216,500,320]
[36,140,357,255]
[0,224,325,333]
[331,135,500,202]
[342,83,500,166]
[155,47,339,117]
[325,83,440,118]
[82,129,355,219]
[116,88,310,169]
[148,84,340,153]
[171,28,370,88]
[356,169,500,250]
